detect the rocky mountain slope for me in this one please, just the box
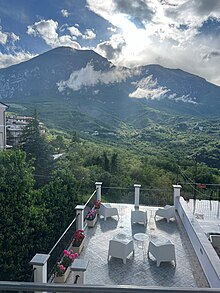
[0,46,220,132]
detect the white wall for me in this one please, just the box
[177,197,220,288]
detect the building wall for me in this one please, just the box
[177,197,220,288]
[0,104,7,150]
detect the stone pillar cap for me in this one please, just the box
[75,205,85,210]
[30,254,50,266]
[134,184,141,188]
[173,185,182,188]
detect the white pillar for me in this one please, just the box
[134,184,141,209]
[95,182,102,201]
[75,205,84,230]
[30,254,50,283]
[71,259,89,285]
[173,184,182,210]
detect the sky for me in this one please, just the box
[0,0,220,86]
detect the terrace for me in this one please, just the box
[1,183,220,293]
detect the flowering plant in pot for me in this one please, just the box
[94,200,101,209]
[86,209,97,221]
[55,250,78,282]
[72,230,85,254]
[72,230,85,246]
[86,208,97,227]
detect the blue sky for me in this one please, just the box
[0,0,220,85]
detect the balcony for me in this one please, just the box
[1,183,220,293]
[66,203,208,288]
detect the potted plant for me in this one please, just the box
[94,200,101,214]
[54,250,78,283]
[86,208,97,227]
[72,230,85,254]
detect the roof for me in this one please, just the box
[0,101,9,109]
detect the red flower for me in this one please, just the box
[72,230,85,246]
[94,200,101,209]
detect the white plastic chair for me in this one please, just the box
[210,235,220,254]
[108,238,134,264]
[99,203,119,221]
[147,239,176,267]
[154,205,175,223]
[131,210,148,226]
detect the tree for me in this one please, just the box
[20,110,53,186]
[0,150,35,280]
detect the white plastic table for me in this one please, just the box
[134,233,149,262]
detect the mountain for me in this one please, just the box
[0,46,220,133]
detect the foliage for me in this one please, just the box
[94,200,101,209]
[56,250,78,276]
[72,230,85,247]
[20,110,54,187]
[86,209,97,220]
[0,150,36,280]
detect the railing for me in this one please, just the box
[179,183,220,220]
[102,186,172,206]
[46,189,97,282]
[180,183,220,201]
[0,281,219,293]
[47,214,78,282]
[83,190,96,223]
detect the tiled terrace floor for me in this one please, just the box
[67,204,209,288]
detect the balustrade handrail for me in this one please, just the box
[48,214,78,255]
[0,281,218,293]
[84,190,96,207]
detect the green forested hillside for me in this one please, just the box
[1,111,220,281]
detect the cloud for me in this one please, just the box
[57,63,138,91]
[0,51,35,68]
[0,30,8,45]
[61,9,70,18]
[113,0,155,25]
[68,26,83,38]
[129,75,198,104]
[27,19,59,47]
[27,19,81,49]
[96,34,126,60]
[82,29,96,40]
[129,75,169,99]
[168,93,197,104]
[87,0,220,85]
[203,51,220,60]
[0,26,20,45]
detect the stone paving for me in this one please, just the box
[67,204,209,288]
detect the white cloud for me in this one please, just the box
[27,19,81,49]
[82,29,96,40]
[0,51,35,68]
[61,9,70,18]
[27,19,59,47]
[87,0,220,85]
[0,30,8,44]
[57,63,138,91]
[129,75,198,104]
[129,75,169,100]
[68,26,82,38]
[0,26,20,45]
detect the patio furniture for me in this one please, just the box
[131,210,148,226]
[209,234,220,255]
[134,232,149,262]
[154,205,175,223]
[99,203,119,221]
[147,238,176,267]
[108,234,134,264]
